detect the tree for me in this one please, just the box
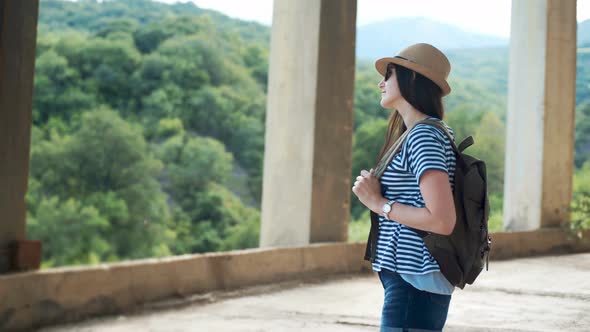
[174,183,260,253]
[241,45,269,89]
[156,134,233,209]
[58,36,142,111]
[353,68,387,131]
[350,119,389,219]
[444,105,484,143]
[133,23,174,54]
[181,85,265,202]
[469,112,506,195]
[155,135,260,253]
[33,49,96,124]
[575,103,590,167]
[570,161,590,238]
[95,18,139,39]
[29,108,172,259]
[27,195,112,268]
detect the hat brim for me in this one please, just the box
[375,57,451,96]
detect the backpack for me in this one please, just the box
[363,119,492,289]
[419,119,492,289]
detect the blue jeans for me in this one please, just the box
[378,270,451,332]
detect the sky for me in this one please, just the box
[155,0,590,38]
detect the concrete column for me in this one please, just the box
[0,1,39,271]
[260,0,356,247]
[503,0,576,230]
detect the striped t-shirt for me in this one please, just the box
[372,118,456,280]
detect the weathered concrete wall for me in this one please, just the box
[1,230,589,331]
[0,242,368,331]
[0,0,38,271]
[489,228,590,260]
[504,0,577,231]
[260,0,356,247]
[540,0,577,228]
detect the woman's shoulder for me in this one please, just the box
[406,119,454,148]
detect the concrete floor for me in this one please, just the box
[39,253,590,332]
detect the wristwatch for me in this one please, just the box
[382,199,396,219]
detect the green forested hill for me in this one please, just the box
[38,0,270,47]
[31,0,269,266]
[30,0,590,267]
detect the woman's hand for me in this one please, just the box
[352,168,384,213]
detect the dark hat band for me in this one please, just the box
[394,55,415,63]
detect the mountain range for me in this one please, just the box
[356,17,590,60]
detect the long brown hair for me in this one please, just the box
[375,63,445,165]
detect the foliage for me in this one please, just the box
[28,0,590,267]
[468,112,506,195]
[487,193,503,232]
[350,119,389,219]
[570,191,590,239]
[570,161,590,238]
[29,108,173,260]
[575,102,590,167]
[156,133,233,209]
[167,183,261,254]
[348,210,371,243]
[28,0,274,267]
[27,191,112,267]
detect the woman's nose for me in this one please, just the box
[377,80,384,89]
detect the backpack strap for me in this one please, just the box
[372,128,412,179]
[418,119,467,169]
[419,120,474,153]
[458,136,474,152]
[418,119,459,153]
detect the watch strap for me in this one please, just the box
[382,199,396,219]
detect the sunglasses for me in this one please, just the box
[384,63,394,81]
[384,56,416,81]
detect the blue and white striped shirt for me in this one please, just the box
[372,117,456,294]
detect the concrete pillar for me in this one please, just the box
[503,0,577,231]
[0,1,39,271]
[260,0,356,247]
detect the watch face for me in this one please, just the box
[383,204,391,213]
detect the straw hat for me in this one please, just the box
[375,43,452,96]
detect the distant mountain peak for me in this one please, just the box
[356,17,508,60]
[580,19,590,46]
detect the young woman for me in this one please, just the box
[351,43,457,331]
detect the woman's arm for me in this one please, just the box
[369,169,456,235]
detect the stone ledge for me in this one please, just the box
[487,228,590,260]
[0,242,370,331]
[0,229,589,331]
